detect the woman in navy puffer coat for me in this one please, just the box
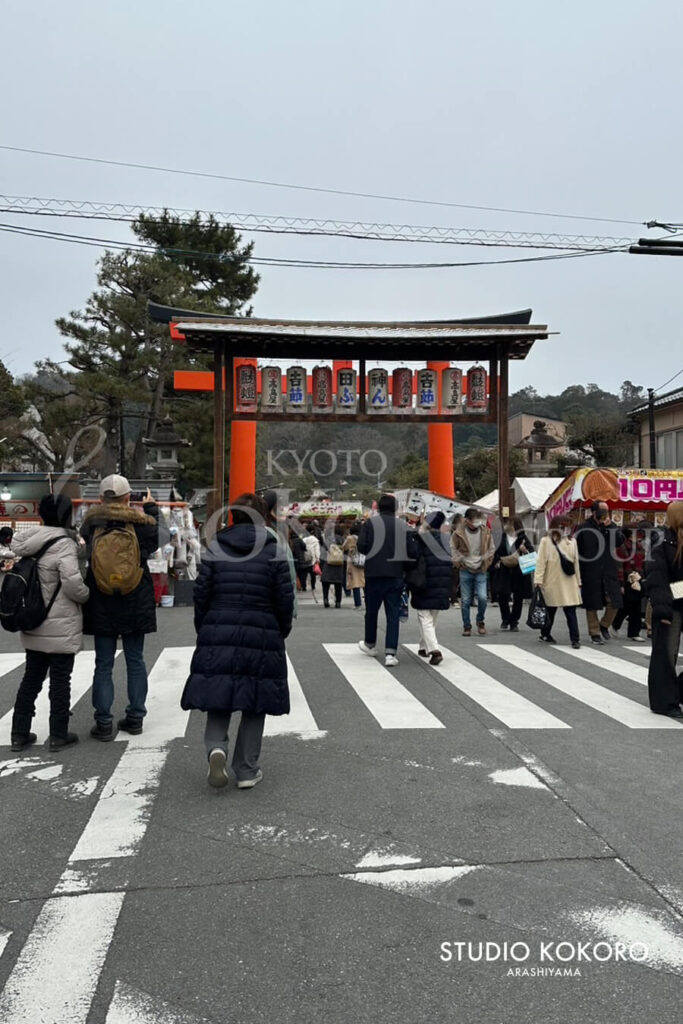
[181,494,294,790]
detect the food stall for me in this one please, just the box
[544,467,683,527]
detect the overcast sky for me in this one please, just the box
[2,0,682,396]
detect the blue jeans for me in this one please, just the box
[364,577,403,654]
[352,587,363,608]
[459,570,488,628]
[93,632,148,724]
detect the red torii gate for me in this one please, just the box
[148,304,549,518]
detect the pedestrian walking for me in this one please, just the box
[611,527,646,642]
[343,521,365,609]
[290,529,309,592]
[357,493,419,666]
[574,501,624,645]
[302,523,321,591]
[263,490,298,616]
[491,517,534,632]
[181,493,295,787]
[80,476,161,741]
[644,501,683,720]
[533,515,582,648]
[412,511,452,665]
[320,518,345,608]
[9,494,90,751]
[451,508,495,636]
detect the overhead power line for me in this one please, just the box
[0,221,626,270]
[0,142,644,227]
[653,367,683,393]
[0,195,634,252]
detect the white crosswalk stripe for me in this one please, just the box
[625,645,681,659]
[264,655,323,737]
[403,644,570,729]
[115,646,193,748]
[555,646,649,686]
[324,643,445,729]
[482,645,682,729]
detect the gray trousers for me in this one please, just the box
[204,711,266,781]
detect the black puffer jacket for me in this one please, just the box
[357,515,419,579]
[81,501,161,637]
[490,531,535,600]
[410,529,453,610]
[574,519,625,611]
[644,528,683,623]
[181,523,294,715]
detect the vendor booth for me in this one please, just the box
[544,467,683,527]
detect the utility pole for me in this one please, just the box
[647,388,657,469]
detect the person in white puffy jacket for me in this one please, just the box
[9,494,89,752]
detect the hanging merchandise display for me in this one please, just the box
[441,366,464,413]
[286,365,308,411]
[336,366,358,412]
[261,365,283,411]
[392,367,413,411]
[367,367,390,412]
[235,362,258,413]
[466,364,488,411]
[312,364,334,412]
[416,367,438,412]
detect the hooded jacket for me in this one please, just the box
[80,501,161,636]
[12,526,90,654]
[410,528,453,610]
[181,523,294,715]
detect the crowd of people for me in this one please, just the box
[1,482,682,791]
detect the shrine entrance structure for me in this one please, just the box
[149,304,550,520]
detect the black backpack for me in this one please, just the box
[0,537,63,633]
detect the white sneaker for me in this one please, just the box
[207,748,229,789]
[384,654,399,667]
[237,769,263,790]
[631,635,646,643]
[610,628,621,639]
[358,641,377,657]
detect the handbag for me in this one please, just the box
[327,543,344,566]
[518,552,538,576]
[352,550,366,567]
[312,561,322,576]
[671,580,683,600]
[552,540,576,577]
[399,584,410,621]
[500,553,519,568]
[526,586,549,631]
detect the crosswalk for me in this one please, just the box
[0,640,681,743]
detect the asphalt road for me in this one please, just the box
[0,593,682,1024]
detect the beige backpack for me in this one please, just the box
[91,523,143,595]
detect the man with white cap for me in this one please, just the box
[80,476,162,740]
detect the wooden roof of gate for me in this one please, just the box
[148,303,550,361]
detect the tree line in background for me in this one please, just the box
[0,213,645,503]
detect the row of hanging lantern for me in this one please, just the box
[235,363,488,413]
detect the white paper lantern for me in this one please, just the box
[261,365,282,411]
[336,367,358,412]
[416,367,438,412]
[367,367,390,412]
[441,367,463,413]
[286,365,307,411]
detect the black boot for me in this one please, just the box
[49,732,79,751]
[11,732,37,752]
[90,721,115,742]
[117,716,143,735]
